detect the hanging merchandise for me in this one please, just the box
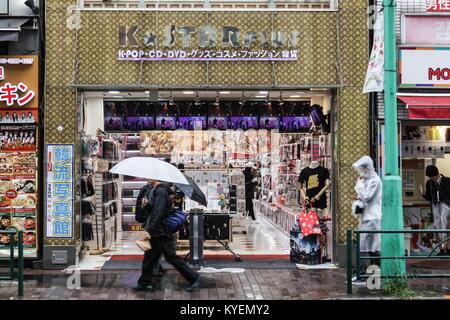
[81,197,96,216]
[81,175,95,198]
[82,217,94,241]
[298,203,322,237]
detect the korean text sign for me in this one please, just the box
[0,56,38,109]
[46,145,74,238]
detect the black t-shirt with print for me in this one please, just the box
[298,166,330,209]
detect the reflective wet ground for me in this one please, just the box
[0,266,448,300]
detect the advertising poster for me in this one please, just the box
[46,145,74,238]
[0,110,38,124]
[0,125,36,151]
[0,56,39,258]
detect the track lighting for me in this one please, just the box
[239,91,246,105]
[214,92,220,106]
[169,91,174,106]
[195,91,201,106]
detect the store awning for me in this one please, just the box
[0,19,30,42]
[397,96,450,119]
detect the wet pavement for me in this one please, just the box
[0,267,448,300]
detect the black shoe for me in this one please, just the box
[185,276,200,292]
[132,284,154,291]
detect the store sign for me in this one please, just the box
[402,15,450,45]
[46,145,74,238]
[0,56,38,109]
[426,0,450,12]
[118,25,299,61]
[399,47,450,88]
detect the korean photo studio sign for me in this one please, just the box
[399,47,450,88]
[118,25,299,61]
[0,56,38,109]
[46,145,74,238]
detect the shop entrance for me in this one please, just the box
[398,121,450,255]
[78,89,336,267]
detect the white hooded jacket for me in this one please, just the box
[352,156,382,221]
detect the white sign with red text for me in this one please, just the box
[399,47,450,88]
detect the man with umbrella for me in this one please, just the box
[135,179,200,292]
[109,157,203,292]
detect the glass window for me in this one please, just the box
[0,0,8,15]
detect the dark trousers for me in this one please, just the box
[138,236,198,286]
[245,195,255,220]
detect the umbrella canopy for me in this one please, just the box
[109,157,189,185]
[175,175,208,207]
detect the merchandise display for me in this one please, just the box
[399,125,450,255]
[97,99,333,263]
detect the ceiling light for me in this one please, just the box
[145,91,150,94]
[112,96,123,98]
[219,91,231,95]
[183,91,195,95]
[255,95,266,98]
[259,91,269,95]
[108,91,120,94]
[290,95,302,98]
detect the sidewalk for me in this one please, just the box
[0,267,448,300]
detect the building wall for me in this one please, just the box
[45,1,369,248]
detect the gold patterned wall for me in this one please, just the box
[45,1,369,245]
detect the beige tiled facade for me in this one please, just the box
[45,1,369,246]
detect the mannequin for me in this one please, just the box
[299,161,331,218]
[243,162,258,221]
[299,162,330,205]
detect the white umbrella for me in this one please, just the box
[109,157,189,185]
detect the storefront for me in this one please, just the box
[43,0,370,269]
[377,13,450,255]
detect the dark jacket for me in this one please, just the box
[243,167,257,198]
[145,184,174,239]
[423,175,450,206]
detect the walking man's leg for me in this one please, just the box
[160,236,199,290]
[136,239,163,289]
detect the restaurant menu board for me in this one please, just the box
[46,145,75,238]
[0,125,38,257]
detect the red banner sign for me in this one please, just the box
[427,0,450,12]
